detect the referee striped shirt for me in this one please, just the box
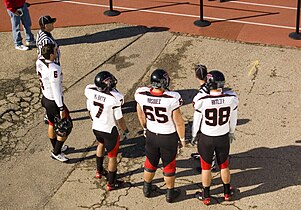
[36,30,60,65]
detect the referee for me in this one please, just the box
[36,15,60,65]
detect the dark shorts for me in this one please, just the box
[93,126,120,158]
[197,132,230,168]
[144,130,179,176]
[41,96,70,126]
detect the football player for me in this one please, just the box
[191,64,217,171]
[135,69,186,203]
[85,71,128,191]
[36,43,72,162]
[192,70,238,205]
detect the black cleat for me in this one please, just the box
[166,188,181,203]
[143,181,152,197]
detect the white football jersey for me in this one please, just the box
[135,87,183,134]
[85,84,124,133]
[192,90,238,137]
[36,59,64,108]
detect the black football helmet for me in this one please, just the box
[206,70,225,90]
[150,69,170,89]
[94,71,117,91]
[195,64,207,80]
[54,116,73,137]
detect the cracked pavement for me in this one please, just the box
[0,23,300,210]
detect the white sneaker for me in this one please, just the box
[15,45,29,51]
[26,41,36,47]
[61,145,69,152]
[51,152,69,162]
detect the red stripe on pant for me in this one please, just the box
[200,157,211,170]
[219,159,229,169]
[144,157,157,172]
[163,159,176,176]
[108,135,120,158]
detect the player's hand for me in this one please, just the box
[60,109,66,119]
[191,137,197,146]
[180,138,186,148]
[122,128,129,140]
[229,133,236,143]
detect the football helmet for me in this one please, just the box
[94,71,117,91]
[54,116,73,137]
[207,70,225,90]
[195,64,207,80]
[150,69,170,89]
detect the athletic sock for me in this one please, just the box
[107,170,117,185]
[96,156,104,172]
[50,138,57,149]
[223,183,231,194]
[204,186,210,198]
[53,140,64,155]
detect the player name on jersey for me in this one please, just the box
[147,98,161,104]
[94,94,106,102]
[211,98,224,105]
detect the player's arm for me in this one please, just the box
[84,87,92,120]
[136,103,146,130]
[172,108,186,147]
[192,110,202,138]
[50,69,64,118]
[114,106,128,134]
[229,97,238,133]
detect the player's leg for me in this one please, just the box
[160,132,180,203]
[42,96,57,149]
[214,133,233,201]
[197,133,214,205]
[93,129,106,179]
[53,104,71,157]
[143,130,160,197]
[104,127,122,190]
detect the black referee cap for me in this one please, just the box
[39,15,56,28]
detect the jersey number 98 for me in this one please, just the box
[205,107,230,126]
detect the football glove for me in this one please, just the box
[191,137,197,146]
[229,133,236,143]
[122,129,129,140]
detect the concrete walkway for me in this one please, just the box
[0,23,300,210]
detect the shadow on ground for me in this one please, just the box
[57,25,169,46]
[179,145,301,203]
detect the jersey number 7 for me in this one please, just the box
[93,101,104,118]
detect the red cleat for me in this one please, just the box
[95,171,101,179]
[224,186,234,201]
[106,180,124,191]
[95,170,107,179]
[195,191,211,205]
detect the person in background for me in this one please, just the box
[4,0,35,50]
